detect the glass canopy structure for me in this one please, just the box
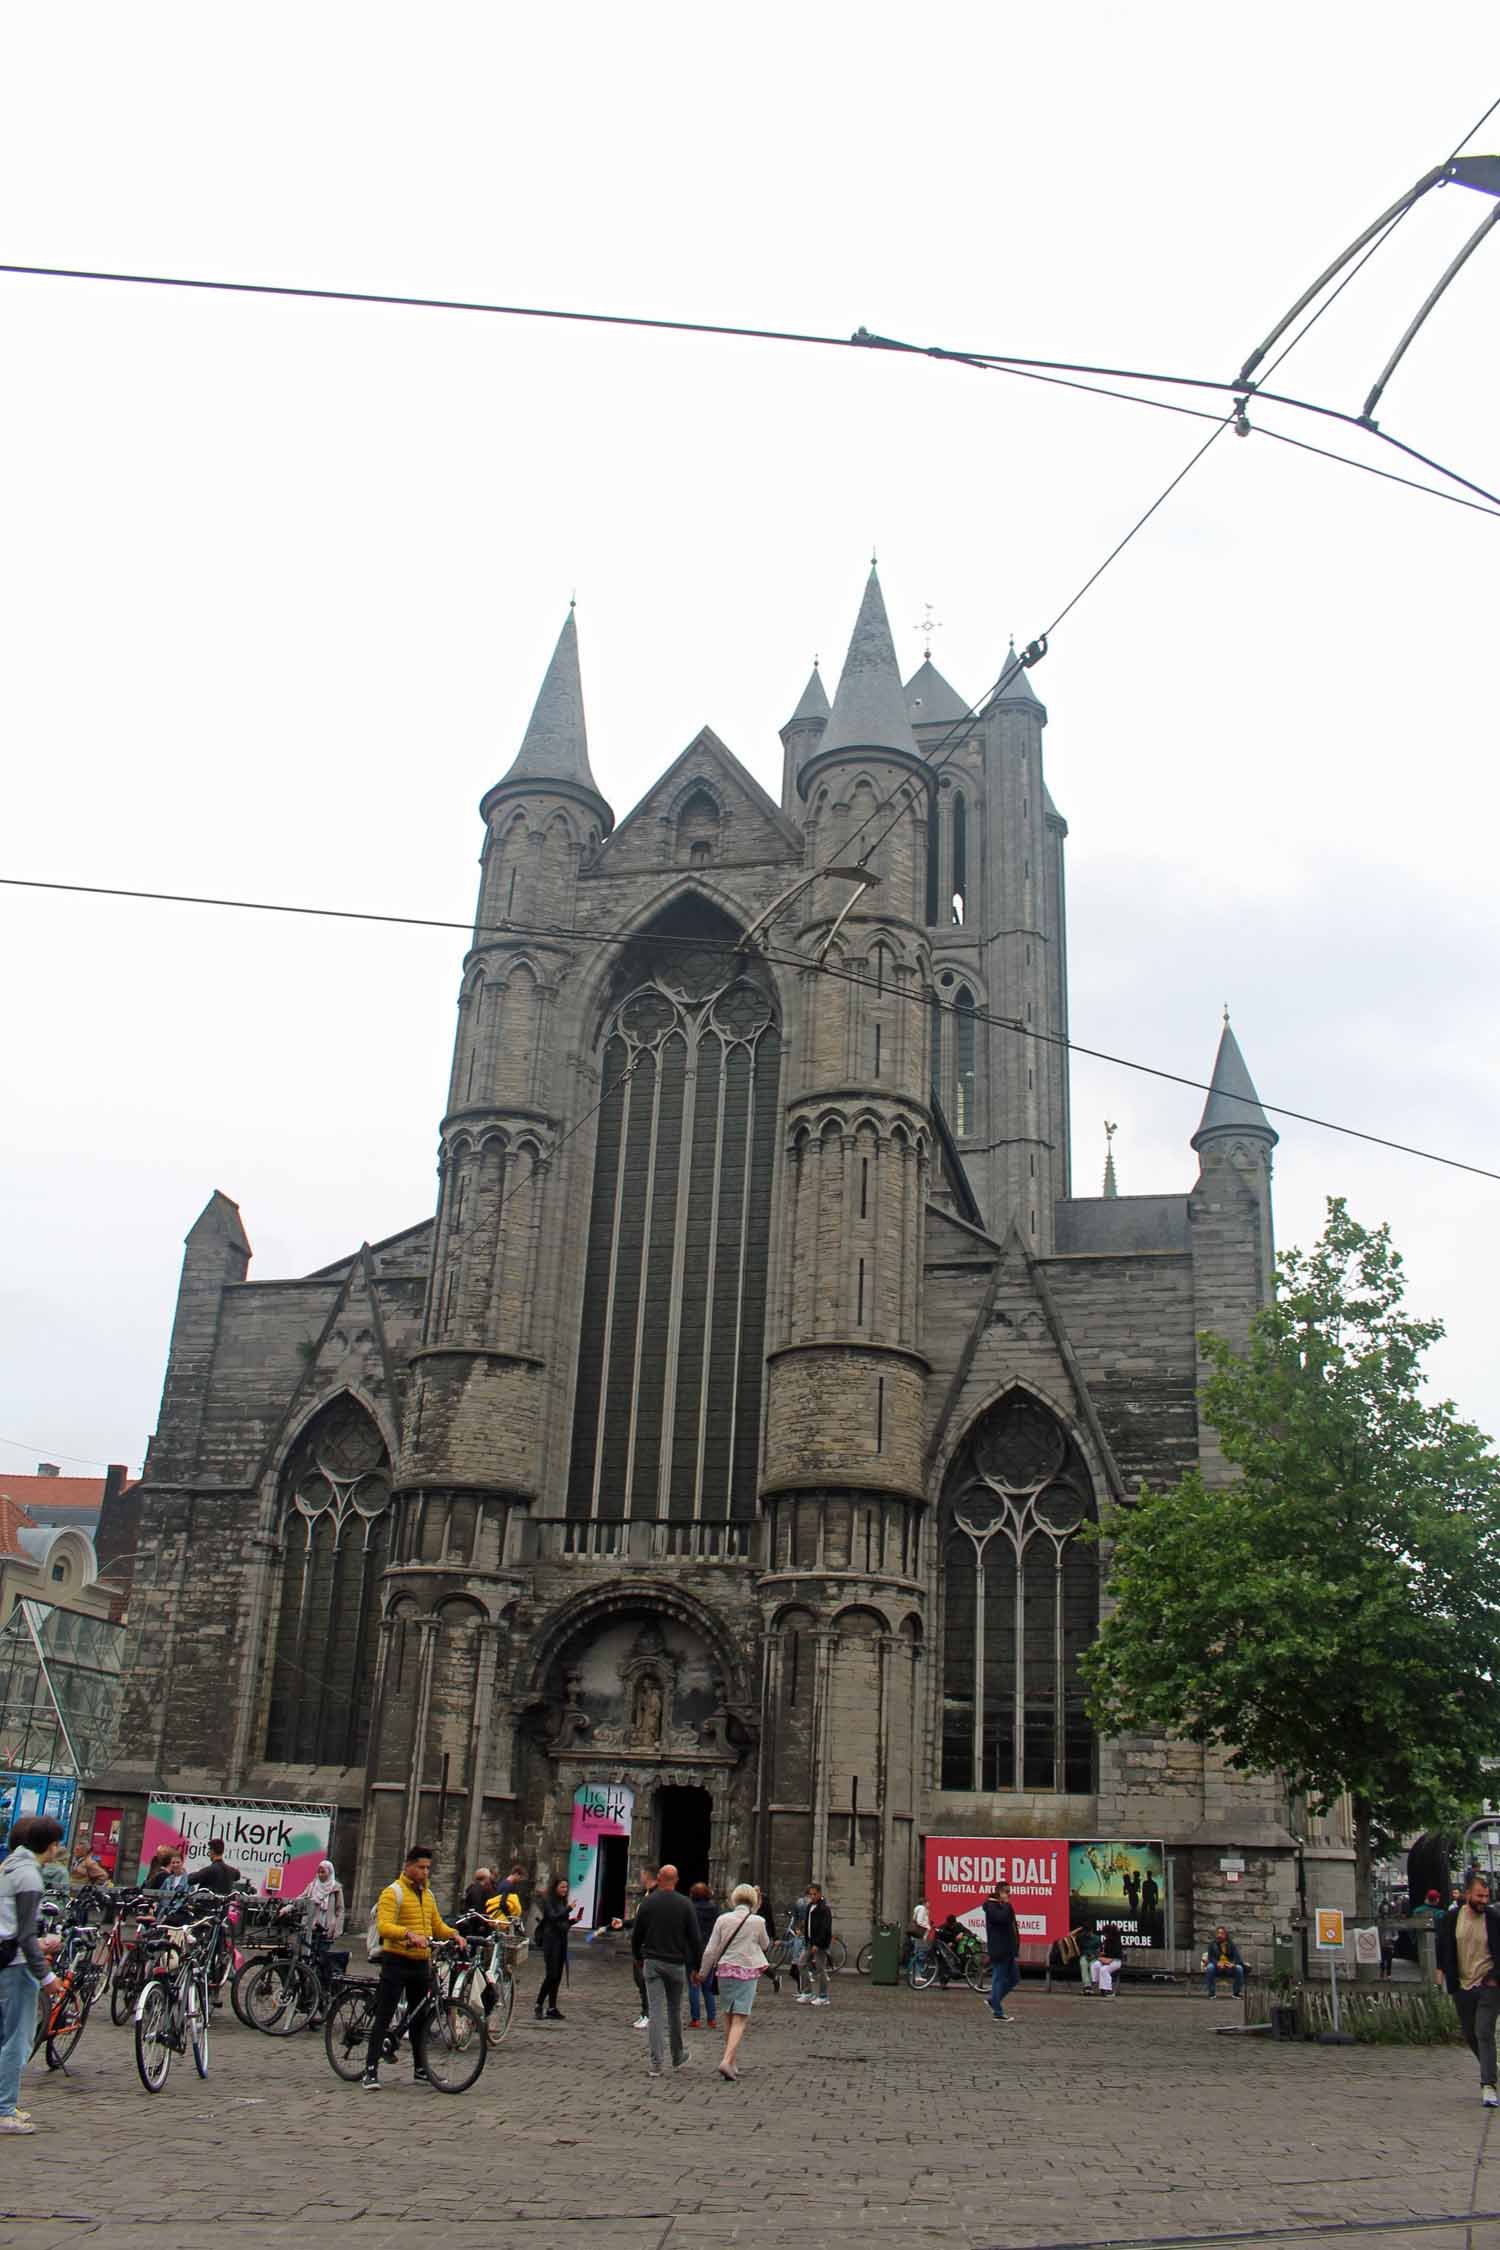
[0,1598,126,1838]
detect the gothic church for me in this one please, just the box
[102,565,1324,1951]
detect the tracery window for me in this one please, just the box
[264,1396,393,1766]
[567,900,781,1523]
[940,1392,1097,1794]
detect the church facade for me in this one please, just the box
[99,566,1341,1954]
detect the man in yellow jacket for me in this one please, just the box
[361,1844,464,2089]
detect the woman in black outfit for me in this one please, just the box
[535,1876,581,2020]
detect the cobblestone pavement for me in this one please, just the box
[6,1950,1500,2250]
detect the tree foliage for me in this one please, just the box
[1081,1199,1500,1907]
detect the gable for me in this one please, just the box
[591,728,803,877]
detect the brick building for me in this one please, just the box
[101,566,1344,1954]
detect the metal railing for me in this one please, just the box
[521,1517,762,1565]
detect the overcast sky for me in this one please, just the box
[3,2,1498,1479]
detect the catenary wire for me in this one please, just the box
[2,259,1495,508]
[3,873,1496,1185]
[0,1435,136,1472]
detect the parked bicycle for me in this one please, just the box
[133,1892,234,2091]
[908,1929,986,1992]
[322,1944,487,2092]
[30,1921,106,2071]
[234,1901,338,2035]
[451,1910,518,2046]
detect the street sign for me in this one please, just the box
[1353,1925,1382,1967]
[1220,1855,1246,1874]
[1315,1907,1346,1952]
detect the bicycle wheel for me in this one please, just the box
[230,1952,276,2026]
[963,1947,988,1994]
[421,1996,487,2093]
[487,1969,516,2047]
[190,1978,210,2078]
[324,1986,378,2081]
[266,1962,319,2036]
[908,1952,939,1991]
[45,1982,91,2068]
[135,1982,173,2092]
[765,1939,788,1971]
[828,1936,848,1971]
[241,1959,299,2034]
[856,1942,874,1976]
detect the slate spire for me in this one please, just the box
[1191,1016,1278,1150]
[784,664,830,730]
[992,635,1045,714]
[904,657,969,727]
[819,567,922,762]
[491,607,614,830]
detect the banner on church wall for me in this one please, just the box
[567,1781,634,1928]
[924,1835,1167,1948]
[924,1836,1070,1944]
[138,1795,334,1899]
[1068,1840,1166,1950]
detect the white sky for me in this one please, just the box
[3,2,1498,1479]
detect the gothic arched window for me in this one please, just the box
[939,1392,1097,1794]
[265,1396,393,1766]
[954,986,977,1136]
[567,899,782,1524]
[951,790,967,924]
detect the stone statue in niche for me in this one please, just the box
[631,1672,664,1746]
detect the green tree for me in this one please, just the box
[1082,1198,1500,1915]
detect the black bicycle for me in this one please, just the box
[322,1946,487,2093]
[133,1896,233,2091]
[909,1930,987,1992]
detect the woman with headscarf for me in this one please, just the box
[303,1860,348,2005]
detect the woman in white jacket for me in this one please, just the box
[696,1883,771,2081]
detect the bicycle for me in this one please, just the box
[133,1895,232,2091]
[30,1923,107,2071]
[322,1944,487,2092]
[855,1940,874,1975]
[908,1930,987,1992]
[236,1903,337,2035]
[451,1911,518,2047]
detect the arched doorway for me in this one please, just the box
[656,1784,712,1887]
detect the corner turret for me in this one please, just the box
[779,663,829,812]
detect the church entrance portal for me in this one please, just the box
[657,1785,712,1887]
[597,1834,629,1924]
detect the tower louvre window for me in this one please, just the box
[567,900,781,1525]
[951,791,967,925]
[954,987,976,1136]
[857,1257,866,1326]
[860,1156,869,1218]
[939,1392,1097,1795]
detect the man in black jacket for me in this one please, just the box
[983,1881,1020,2022]
[1436,1872,1500,2106]
[186,1839,240,1896]
[631,1863,702,2077]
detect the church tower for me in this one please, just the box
[1189,1016,1277,1489]
[359,612,615,1892]
[759,568,932,1921]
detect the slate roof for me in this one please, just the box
[820,569,922,761]
[492,609,613,824]
[904,658,970,727]
[1192,1022,1278,1147]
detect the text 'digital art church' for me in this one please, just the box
[99,565,1347,1953]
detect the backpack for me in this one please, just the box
[366,1880,398,1962]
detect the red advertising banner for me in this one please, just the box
[924,1836,1071,1944]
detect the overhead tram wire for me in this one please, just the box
[3,872,1496,1186]
[1,255,1496,509]
[833,89,1500,885]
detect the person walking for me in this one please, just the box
[983,1879,1020,2023]
[687,1882,719,2030]
[698,1883,771,2081]
[360,1843,463,2089]
[0,1815,67,2133]
[535,1877,582,2020]
[799,1884,833,2007]
[1436,1871,1500,2105]
[630,1863,703,2077]
[621,1865,660,2027]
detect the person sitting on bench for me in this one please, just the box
[1202,1926,1245,1997]
[1090,1924,1125,1995]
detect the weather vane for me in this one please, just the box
[915,604,942,660]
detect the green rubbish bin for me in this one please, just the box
[1272,1931,1297,1982]
[870,1923,902,1986]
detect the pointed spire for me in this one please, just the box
[1192,1017,1278,1150]
[818,567,922,763]
[1103,1123,1119,1199]
[904,657,970,727]
[489,608,614,830]
[992,635,1045,712]
[784,663,830,730]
